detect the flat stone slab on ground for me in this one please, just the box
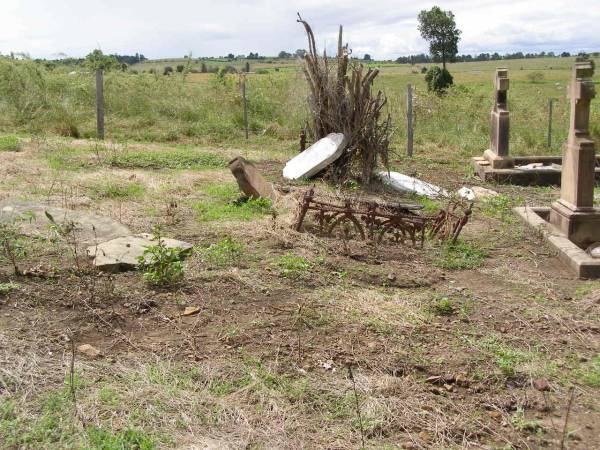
[0,201,131,245]
[229,156,277,200]
[87,233,193,272]
[283,133,346,180]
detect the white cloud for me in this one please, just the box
[0,0,598,59]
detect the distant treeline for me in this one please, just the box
[394,51,599,64]
[1,53,148,66]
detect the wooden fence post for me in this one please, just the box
[547,98,553,148]
[96,69,105,140]
[407,84,413,157]
[242,77,249,139]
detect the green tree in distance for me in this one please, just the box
[84,49,119,71]
[417,6,461,70]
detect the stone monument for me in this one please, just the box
[483,68,514,169]
[549,62,600,249]
[515,62,600,278]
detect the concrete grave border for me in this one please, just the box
[514,206,600,279]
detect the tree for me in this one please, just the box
[363,54,372,61]
[84,49,119,71]
[278,50,292,59]
[294,49,307,58]
[227,53,235,60]
[417,6,461,70]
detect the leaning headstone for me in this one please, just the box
[283,133,346,180]
[483,68,514,169]
[379,171,448,199]
[229,156,277,201]
[549,62,600,249]
[87,233,193,272]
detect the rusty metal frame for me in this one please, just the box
[294,188,472,246]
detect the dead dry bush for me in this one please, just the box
[297,15,393,184]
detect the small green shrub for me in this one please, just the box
[277,253,313,279]
[199,236,244,268]
[425,66,453,93]
[137,235,185,286]
[435,241,487,270]
[0,135,21,152]
[511,408,544,434]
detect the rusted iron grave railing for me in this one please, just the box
[294,189,472,246]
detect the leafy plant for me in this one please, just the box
[199,236,244,268]
[277,253,313,279]
[511,407,544,434]
[137,230,185,286]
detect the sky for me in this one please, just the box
[1,0,599,60]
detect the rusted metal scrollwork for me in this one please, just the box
[294,189,472,246]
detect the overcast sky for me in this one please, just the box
[2,0,599,60]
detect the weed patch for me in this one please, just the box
[193,193,272,222]
[0,135,21,151]
[276,253,313,279]
[0,282,20,295]
[428,296,455,315]
[108,148,227,170]
[199,236,244,268]
[87,180,145,199]
[435,241,487,270]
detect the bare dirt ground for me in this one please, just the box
[1,137,599,449]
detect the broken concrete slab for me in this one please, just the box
[229,156,277,201]
[0,201,131,245]
[457,186,499,201]
[516,162,562,171]
[378,171,448,199]
[87,233,193,272]
[588,243,600,259]
[78,344,101,358]
[283,133,346,180]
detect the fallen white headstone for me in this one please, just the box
[378,171,448,199]
[283,133,346,180]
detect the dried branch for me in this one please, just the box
[297,16,393,183]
